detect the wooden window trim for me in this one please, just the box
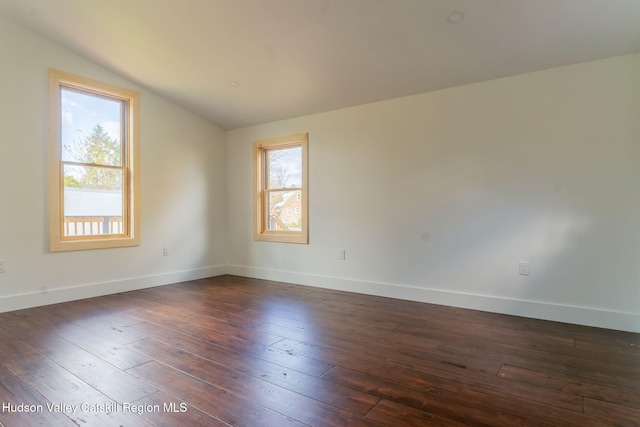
[48,69,140,251]
[253,133,308,244]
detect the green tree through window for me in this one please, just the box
[64,124,123,190]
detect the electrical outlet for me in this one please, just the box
[163,247,170,256]
[0,260,5,273]
[519,261,530,276]
[339,249,346,261]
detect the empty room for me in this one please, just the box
[1,0,639,425]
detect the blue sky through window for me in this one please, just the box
[60,88,122,163]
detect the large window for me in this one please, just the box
[254,133,308,244]
[48,69,140,251]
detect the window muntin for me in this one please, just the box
[49,69,140,251]
[254,133,308,243]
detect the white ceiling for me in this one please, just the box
[2,0,640,130]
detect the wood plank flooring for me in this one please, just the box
[0,275,639,426]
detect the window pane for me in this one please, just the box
[63,165,124,236]
[267,146,302,189]
[61,88,123,166]
[266,190,302,232]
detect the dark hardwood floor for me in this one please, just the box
[0,275,639,426]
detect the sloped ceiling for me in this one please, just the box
[1,0,640,130]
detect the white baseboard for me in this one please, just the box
[3,264,638,333]
[226,264,640,333]
[0,265,227,313]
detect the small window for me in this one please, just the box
[48,69,140,251]
[254,133,308,243]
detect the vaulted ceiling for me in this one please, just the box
[1,0,640,130]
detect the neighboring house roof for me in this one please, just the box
[64,187,122,216]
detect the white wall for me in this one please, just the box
[2,13,638,332]
[226,53,640,332]
[0,15,227,311]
